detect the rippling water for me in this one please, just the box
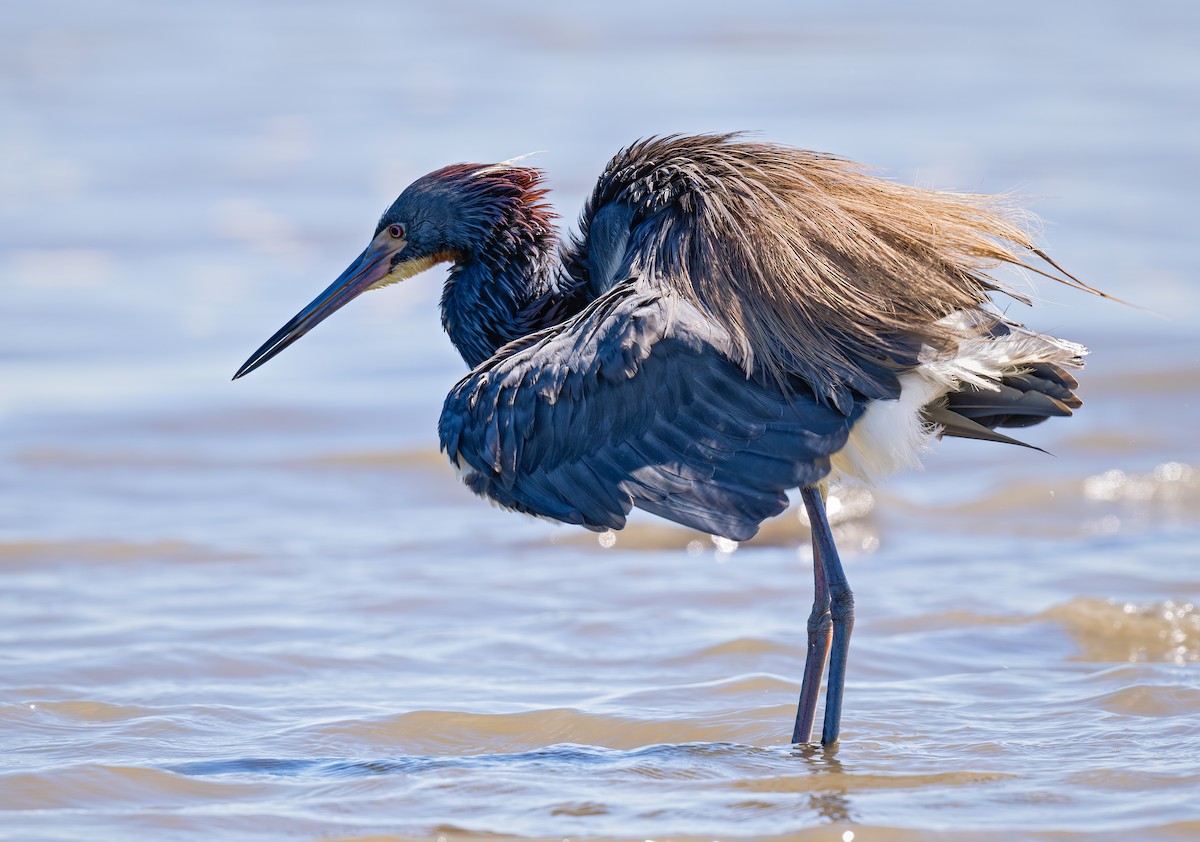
[3,2,1199,840]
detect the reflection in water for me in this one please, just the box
[790,742,853,824]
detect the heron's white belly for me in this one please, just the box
[828,367,947,484]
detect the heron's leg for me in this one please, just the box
[801,484,854,745]
[792,487,832,744]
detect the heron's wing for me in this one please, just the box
[438,281,859,541]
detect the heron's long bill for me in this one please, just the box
[233,231,410,380]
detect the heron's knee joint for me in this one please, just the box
[807,608,832,634]
[829,589,855,623]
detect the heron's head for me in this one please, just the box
[233,161,547,379]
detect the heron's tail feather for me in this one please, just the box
[930,318,1086,448]
[923,405,1047,451]
[944,362,1080,428]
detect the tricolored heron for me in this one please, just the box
[235,134,1105,745]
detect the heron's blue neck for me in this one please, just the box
[441,242,583,369]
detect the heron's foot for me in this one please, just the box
[795,484,854,747]
[792,606,832,744]
[820,587,855,745]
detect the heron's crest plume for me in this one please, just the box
[471,151,548,178]
[384,161,558,260]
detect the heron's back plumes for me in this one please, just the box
[573,134,1091,406]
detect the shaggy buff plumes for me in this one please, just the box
[571,134,1105,405]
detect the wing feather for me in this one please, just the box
[439,281,860,540]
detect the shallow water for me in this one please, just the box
[3,2,1199,840]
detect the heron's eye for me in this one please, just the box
[388,224,406,240]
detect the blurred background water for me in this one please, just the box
[2,1,1199,840]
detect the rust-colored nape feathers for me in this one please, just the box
[587,134,1104,405]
